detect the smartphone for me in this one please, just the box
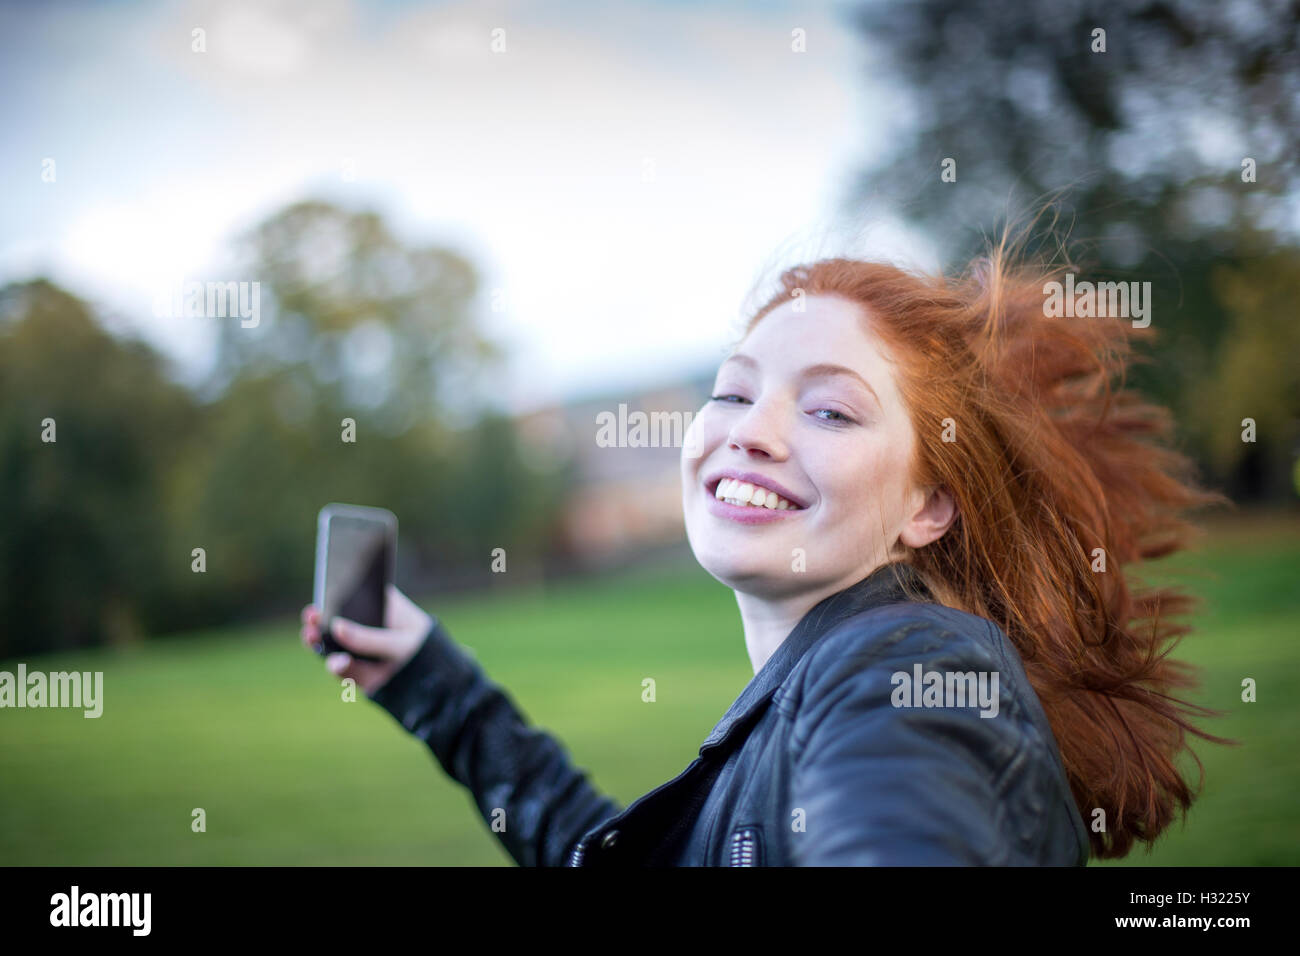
[312,503,397,664]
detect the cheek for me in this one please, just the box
[682,406,726,467]
[680,408,719,502]
[815,439,912,525]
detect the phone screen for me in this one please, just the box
[321,514,390,628]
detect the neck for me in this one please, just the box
[735,563,884,675]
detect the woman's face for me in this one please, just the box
[681,293,941,599]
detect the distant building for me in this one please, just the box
[516,369,715,563]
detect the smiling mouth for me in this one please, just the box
[710,477,803,511]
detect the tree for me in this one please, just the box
[174,200,553,622]
[852,0,1298,259]
[1198,250,1300,500]
[209,200,499,435]
[0,203,567,652]
[851,0,1300,497]
[0,280,199,654]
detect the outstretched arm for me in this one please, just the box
[369,618,622,867]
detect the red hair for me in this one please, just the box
[745,235,1233,859]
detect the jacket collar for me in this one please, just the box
[699,561,930,753]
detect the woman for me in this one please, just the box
[301,234,1226,865]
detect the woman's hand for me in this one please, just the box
[300,585,432,696]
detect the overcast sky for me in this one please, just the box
[1,0,938,413]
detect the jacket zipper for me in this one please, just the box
[571,828,760,865]
[728,827,759,866]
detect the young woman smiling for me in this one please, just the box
[301,235,1227,865]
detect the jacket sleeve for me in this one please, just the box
[788,615,1024,865]
[367,617,623,866]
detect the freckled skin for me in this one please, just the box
[681,294,941,604]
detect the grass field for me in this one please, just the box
[2,513,1297,866]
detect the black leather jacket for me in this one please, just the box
[369,562,1091,866]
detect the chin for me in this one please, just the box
[686,508,799,591]
[691,547,789,593]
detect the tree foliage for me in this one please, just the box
[0,202,566,654]
[852,0,1300,499]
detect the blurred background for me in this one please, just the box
[1,0,1297,865]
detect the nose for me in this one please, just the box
[726,399,789,461]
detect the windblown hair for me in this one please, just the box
[745,232,1232,860]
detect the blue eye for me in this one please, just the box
[812,408,855,424]
[710,394,855,425]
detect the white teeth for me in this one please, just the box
[711,477,797,511]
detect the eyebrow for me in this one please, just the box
[721,352,882,406]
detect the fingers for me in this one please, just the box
[384,585,430,631]
[384,585,413,627]
[301,605,321,649]
[331,617,390,658]
[325,652,389,694]
[304,606,386,688]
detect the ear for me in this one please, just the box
[898,485,957,549]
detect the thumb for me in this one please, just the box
[330,617,389,657]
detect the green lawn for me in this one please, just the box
[2,515,1297,865]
